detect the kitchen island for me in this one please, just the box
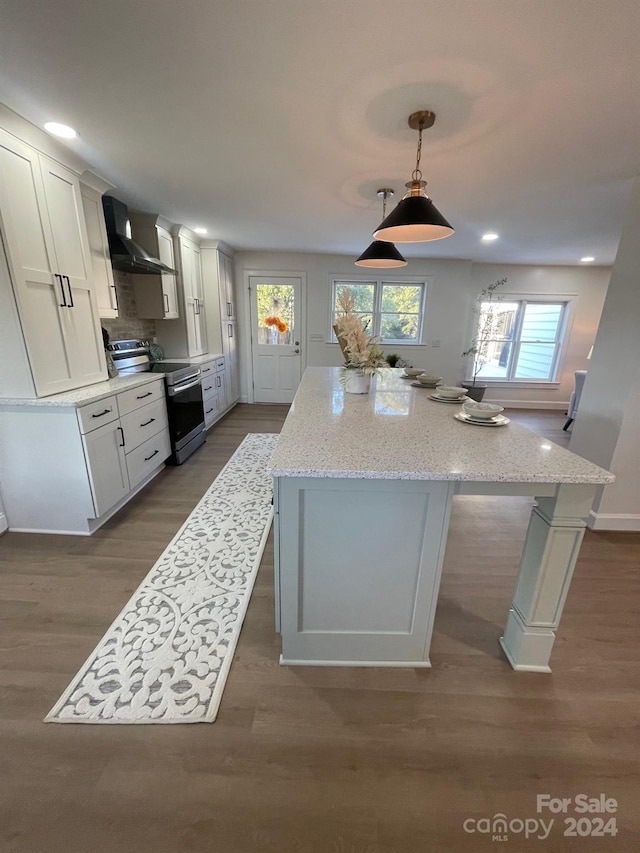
[268,368,614,671]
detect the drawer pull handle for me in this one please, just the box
[206,408,214,415]
[144,449,159,461]
[91,408,111,418]
[117,426,125,447]
[217,376,221,387]
[204,385,213,391]
[227,301,232,316]
[136,391,153,399]
[140,418,156,427]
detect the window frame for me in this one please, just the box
[469,293,574,385]
[329,276,429,346]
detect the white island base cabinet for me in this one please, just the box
[274,477,455,666]
[269,368,612,672]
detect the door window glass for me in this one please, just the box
[256,284,295,345]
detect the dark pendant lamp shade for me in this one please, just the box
[355,187,407,268]
[373,110,455,243]
[373,193,454,244]
[355,239,407,268]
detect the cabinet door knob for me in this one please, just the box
[117,426,125,447]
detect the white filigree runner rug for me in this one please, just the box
[45,433,277,725]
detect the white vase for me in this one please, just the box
[344,370,371,394]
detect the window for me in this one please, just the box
[472,299,568,381]
[330,279,426,344]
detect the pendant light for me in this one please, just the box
[355,189,407,268]
[373,110,454,244]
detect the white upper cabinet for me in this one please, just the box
[0,128,106,396]
[157,227,179,318]
[80,182,118,318]
[155,227,207,358]
[220,251,236,320]
[130,213,179,320]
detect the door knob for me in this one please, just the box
[294,341,300,345]
[294,348,300,354]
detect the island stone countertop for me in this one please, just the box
[0,372,163,408]
[268,367,614,484]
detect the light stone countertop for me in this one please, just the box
[156,353,224,365]
[268,367,615,484]
[0,373,164,408]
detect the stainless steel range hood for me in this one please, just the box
[102,196,177,275]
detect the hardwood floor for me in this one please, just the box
[0,405,637,852]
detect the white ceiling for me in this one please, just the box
[0,0,638,265]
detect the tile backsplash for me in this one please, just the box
[101,270,157,343]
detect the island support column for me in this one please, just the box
[500,483,596,672]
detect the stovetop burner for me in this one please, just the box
[106,339,200,383]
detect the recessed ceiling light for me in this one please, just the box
[580,256,595,263]
[44,122,77,139]
[194,227,208,235]
[481,232,499,242]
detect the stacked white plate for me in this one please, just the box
[455,411,510,427]
[428,391,469,403]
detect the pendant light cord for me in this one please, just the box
[412,118,424,182]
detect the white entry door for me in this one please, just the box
[249,275,304,404]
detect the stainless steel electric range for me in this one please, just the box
[106,339,205,464]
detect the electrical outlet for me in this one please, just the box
[310,333,324,342]
[431,338,441,347]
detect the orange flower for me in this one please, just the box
[276,320,288,333]
[264,315,278,327]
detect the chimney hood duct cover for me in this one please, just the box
[102,196,177,275]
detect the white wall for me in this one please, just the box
[570,176,640,530]
[235,251,610,407]
[0,485,7,534]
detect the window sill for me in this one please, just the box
[469,380,561,389]
[325,341,427,348]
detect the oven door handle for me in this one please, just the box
[167,377,202,396]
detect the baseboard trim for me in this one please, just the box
[587,511,640,532]
[0,510,8,535]
[239,394,249,403]
[279,655,432,668]
[488,399,569,410]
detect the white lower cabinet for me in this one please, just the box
[126,430,171,490]
[82,418,129,517]
[119,396,170,489]
[0,378,170,535]
[201,355,230,430]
